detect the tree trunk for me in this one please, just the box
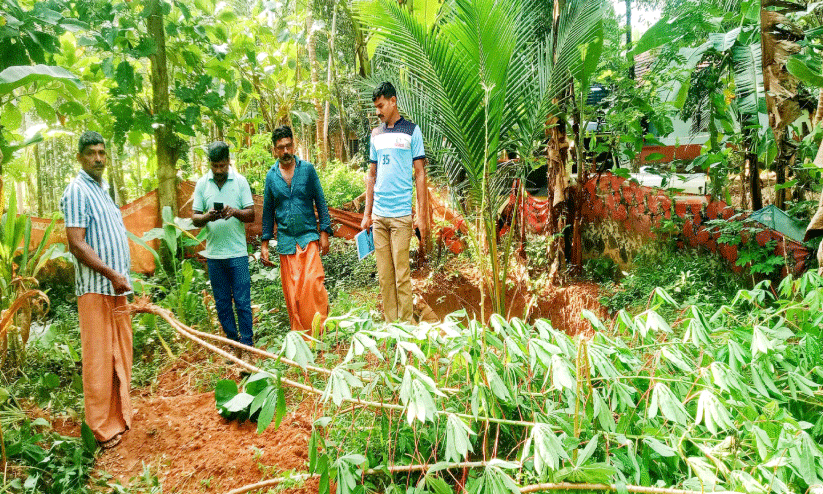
[625,0,635,79]
[815,88,823,128]
[747,152,762,211]
[545,0,569,284]
[34,143,43,216]
[323,6,338,165]
[760,0,803,211]
[306,8,326,165]
[148,0,178,216]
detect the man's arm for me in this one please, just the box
[360,162,377,230]
[66,227,131,294]
[413,158,429,252]
[192,209,220,227]
[261,175,276,265]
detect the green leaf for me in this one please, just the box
[522,424,569,475]
[0,64,83,94]
[648,383,689,425]
[630,15,682,55]
[787,54,823,88]
[445,413,475,462]
[256,388,278,434]
[281,331,315,368]
[223,392,254,413]
[643,437,676,457]
[81,422,97,454]
[214,379,238,408]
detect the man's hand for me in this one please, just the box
[360,214,372,231]
[261,240,275,267]
[319,232,330,256]
[208,208,222,221]
[221,205,239,220]
[110,272,132,294]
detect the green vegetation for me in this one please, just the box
[213,272,823,494]
[601,242,747,318]
[3,0,823,492]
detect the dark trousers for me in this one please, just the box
[207,256,254,346]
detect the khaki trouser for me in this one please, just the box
[78,293,133,442]
[280,241,329,334]
[373,214,413,323]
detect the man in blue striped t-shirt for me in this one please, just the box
[61,131,133,450]
[360,82,429,323]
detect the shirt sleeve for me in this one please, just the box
[60,183,89,228]
[193,179,206,212]
[239,176,254,209]
[369,135,378,164]
[412,126,426,161]
[311,165,334,235]
[261,171,276,241]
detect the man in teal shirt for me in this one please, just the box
[261,126,332,334]
[192,142,255,346]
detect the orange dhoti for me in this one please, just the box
[280,241,329,334]
[78,293,133,442]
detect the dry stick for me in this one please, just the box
[225,464,737,494]
[171,307,462,394]
[520,483,735,494]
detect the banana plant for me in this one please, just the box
[0,187,65,370]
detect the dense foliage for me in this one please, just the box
[214,271,823,494]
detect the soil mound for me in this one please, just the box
[416,270,607,336]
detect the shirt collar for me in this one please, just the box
[78,169,110,192]
[207,166,237,182]
[384,116,405,130]
[275,156,303,169]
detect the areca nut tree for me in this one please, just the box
[357,0,607,316]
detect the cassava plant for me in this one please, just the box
[205,271,823,494]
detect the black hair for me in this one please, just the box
[208,141,230,162]
[272,125,294,144]
[77,131,105,154]
[372,82,396,102]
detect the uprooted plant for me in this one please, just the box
[135,269,823,494]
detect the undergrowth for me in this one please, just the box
[600,241,746,318]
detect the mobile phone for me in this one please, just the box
[214,202,224,211]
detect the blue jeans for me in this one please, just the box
[207,256,254,346]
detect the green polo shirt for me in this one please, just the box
[193,168,254,259]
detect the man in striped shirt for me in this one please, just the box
[61,131,133,450]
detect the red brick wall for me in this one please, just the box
[582,172,811,275]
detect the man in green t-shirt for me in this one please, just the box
[192,142,256,346]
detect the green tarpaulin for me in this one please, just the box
[749,205,808,244]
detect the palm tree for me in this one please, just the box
[358,0,606,316]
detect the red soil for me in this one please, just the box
[416,270,607,336]
[93,358,320,494]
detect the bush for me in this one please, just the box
[601,242,746,317]
[316,160,366,209]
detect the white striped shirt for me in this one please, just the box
[60,170,131,296]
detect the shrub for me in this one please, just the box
[601,241,746,317]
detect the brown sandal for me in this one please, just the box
[98,433,122,450]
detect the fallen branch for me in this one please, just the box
[520,483,735,494]
[224,462,738,494]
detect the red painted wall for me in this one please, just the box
[581,172,811,275]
